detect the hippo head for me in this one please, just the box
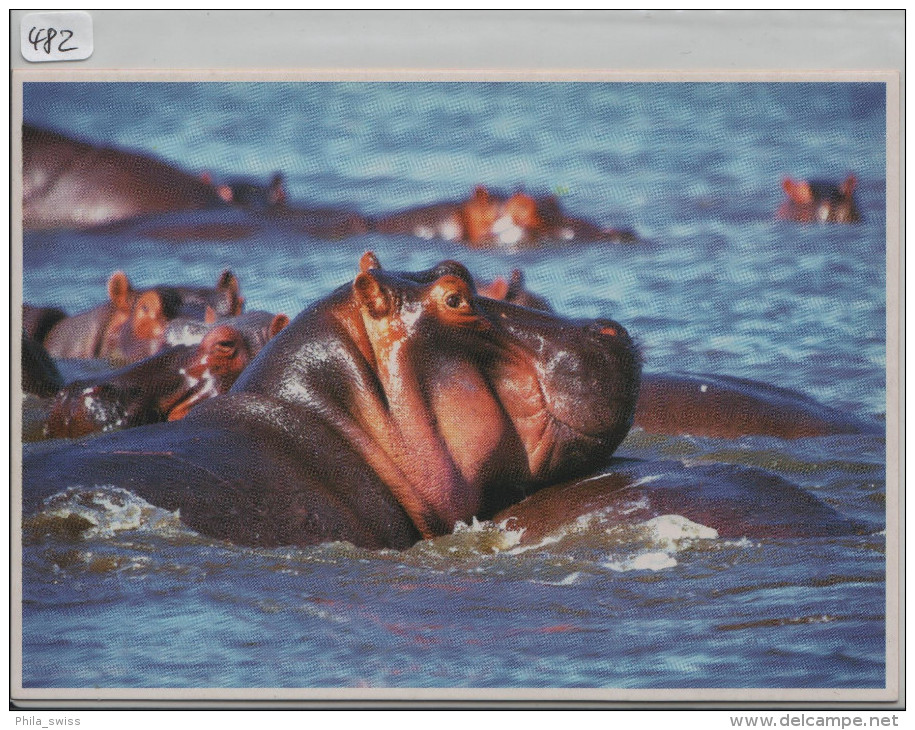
[165,325,253,422]
[352,253,641,516]
[99,270,247,365]
[101,272,172,365]
[164,311,289,357]
[164,269,245,319]
[779,175,861,223]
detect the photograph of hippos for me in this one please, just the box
[22,124,641,246]
[23,254,875,551]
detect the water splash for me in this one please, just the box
[29,486,182,539]
[603,514,719,573]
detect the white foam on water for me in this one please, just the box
[602,514,719,573]
[642,514,719,549]
[538,571,582,586]
[39,486,181,538]
[605,551,678,572]
[448,515,527,553]
[504,532,564,555]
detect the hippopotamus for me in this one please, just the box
[163,269,245,320]
[23,253,642,549]
[494,458,870,547]
[632,373,878,439]
[44,324,253,439]
[22,304,66,345]
[163,310,290,356]
[476,269,553,312]
[40,270,243,365]
[23,124,225,230]
[98,177,370,241]
[21,330,64,398]
[372,186,638,247]
[778,175,862,223]
[209,172,288,209]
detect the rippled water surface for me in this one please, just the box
[19,81,888,691]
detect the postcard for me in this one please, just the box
[10,14,901,710]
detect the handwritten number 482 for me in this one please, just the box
[28,27,77,54]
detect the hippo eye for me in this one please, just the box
[213,339,238,356]
[445,292,464,309]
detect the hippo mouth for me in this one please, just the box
[476,304,642,482]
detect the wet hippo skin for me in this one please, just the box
[44,324,254,439]
[21,330,64,398]
[41,270,244,365]
[23,253,642,549]
[633,372,879,439]
[494,458,872,546]
[164,310,290,356]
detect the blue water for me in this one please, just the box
[19,81,887,691]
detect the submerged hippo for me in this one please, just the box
[45,325,253,439]
[210,172,288,209]
[21,330,64,398]
[23,253,642,549]
[778,175,862,224]
[373,186,637,247]
[632,373,878,439]
[40,270,244,365]
[495,458,871,547]
[23,124,225,230]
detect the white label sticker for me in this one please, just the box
[21,11,93,63]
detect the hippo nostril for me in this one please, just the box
[590,319,629,341]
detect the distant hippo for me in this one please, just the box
[44,325,253,439]
[476,269,553,312]
[124,170,370,241]
[778,175,862,223]
[372,186,638,247]
[23,124,225,230]
[41,270,244,365]
[24,252,641,548]
[210,172,288,209]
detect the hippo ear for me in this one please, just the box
[482,277,510,301]
[217,270,239,293]
[353,272,391,318]
[509,269,524,288]
[269,314,290,339]
[359,251,382,273]
[841,175,857,197]
[107,271,133,311]
[204,306,217,324]
[782,178,813,205]
[218,270,244,315]
[270,173,286,205]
